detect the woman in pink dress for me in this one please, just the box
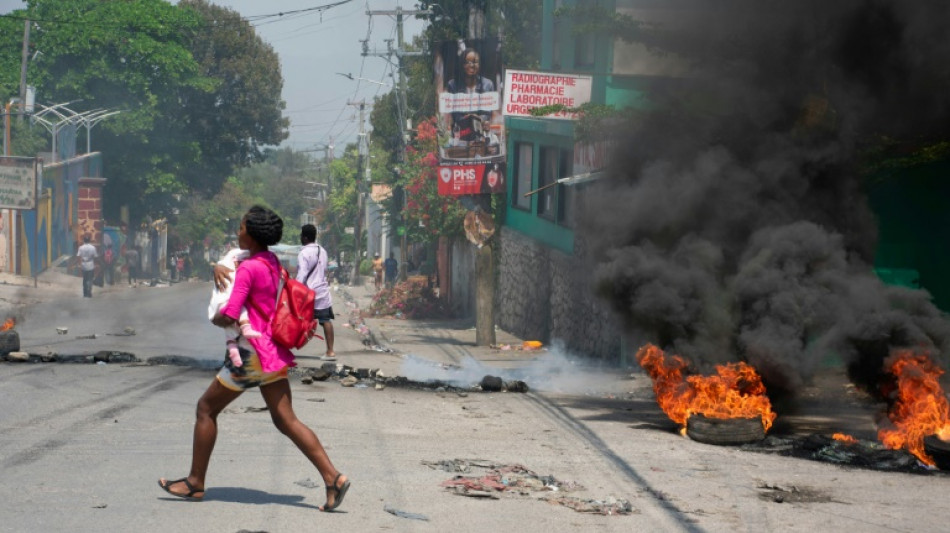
[158,205,350,511]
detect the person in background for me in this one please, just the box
[372,252,384,291]
[125,245,140,285]
[77,234,98,298]
[384,252,398,288]
[159,206,349,511]
[297,224,335,359]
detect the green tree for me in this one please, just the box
[12,0,211,220]
[0,0,288,224]
[177,0,289,195]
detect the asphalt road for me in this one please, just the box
[2,278,950,531]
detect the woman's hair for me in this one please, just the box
[243,205,283,246]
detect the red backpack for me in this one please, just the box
[250,256,320,349]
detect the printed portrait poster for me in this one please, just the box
[435,38,506,195]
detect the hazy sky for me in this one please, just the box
[0,0,426,155]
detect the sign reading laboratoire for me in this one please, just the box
[0,157,37,209]
[437,163,506,196]
[502,70,593,120]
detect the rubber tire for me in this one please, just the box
[0,330,20,356]
[686,414,765,446]
[924,435,950,470]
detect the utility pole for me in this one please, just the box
[18,19,29,122]
[469,3,496,346]
[365,6,430,281]
[348,101,367,286]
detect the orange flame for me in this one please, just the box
[636,343,777,432]
[0,318,14,331]
[878,349,950,466]
[832,433,857,444]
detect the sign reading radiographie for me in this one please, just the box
[502,70,593,120]
[435,38,506,195]
[0,157,37,209]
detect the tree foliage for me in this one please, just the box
[177,0,289,195]
[0,0,288,224]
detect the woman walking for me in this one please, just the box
[158,205,349,511]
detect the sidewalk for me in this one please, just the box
[291,276,600,389]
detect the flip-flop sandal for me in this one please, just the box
[158,478,205,501]
[322,473,350,512]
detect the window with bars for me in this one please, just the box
[512,142,533,211]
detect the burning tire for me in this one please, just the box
[924,435,950,470]
[686,414,765,445]
[0,329,19,356]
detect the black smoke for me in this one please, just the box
[585,1,950,396]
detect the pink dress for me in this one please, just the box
[221,251,295,372]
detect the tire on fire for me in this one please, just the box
[923,436,950,470]
[0,329,19,356]
[686,414,765,446]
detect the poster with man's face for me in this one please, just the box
[435,38,506,195]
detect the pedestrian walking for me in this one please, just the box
[372,252,383,291]
[384,252,398,287]
[125,246,140,285]
[158,205,349,511]
[76,234,98,298]
[297,224,335,358]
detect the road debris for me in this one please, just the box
[383,505,429,521]
[430,458,630,515]
[543,495,635,515]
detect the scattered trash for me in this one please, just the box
[55,327,68,335]
[224,406,268,414]
[439,461,584,497]
[5,351,28,362]
[490,343,546,352]
[306,398,326,403]
[294,478,321,489]
[341,375,359,387]
[543,495,635,515]
[368,279,448,319]
[384,505,429,521]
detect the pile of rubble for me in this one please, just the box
[368,278,449,319]
[296,363,529,393]
[425,458,634,516]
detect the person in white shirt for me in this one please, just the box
[296,224,335,358]
[76,234,98,298]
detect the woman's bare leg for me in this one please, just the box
[159,378,242,496]
[260,379,346,509]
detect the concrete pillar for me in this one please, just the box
[77,177,106,243]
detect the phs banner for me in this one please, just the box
[437,162,506,196]
[435,38,506,195]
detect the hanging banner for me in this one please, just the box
[502,69,593,120]
[437,163,506,196]
[435,38,506,194]
[0,157,37,209]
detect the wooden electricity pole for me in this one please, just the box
[470,3,495,346]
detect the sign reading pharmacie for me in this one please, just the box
[0,157,37,210]
[436,162,506,196]
[502,69,593,120]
